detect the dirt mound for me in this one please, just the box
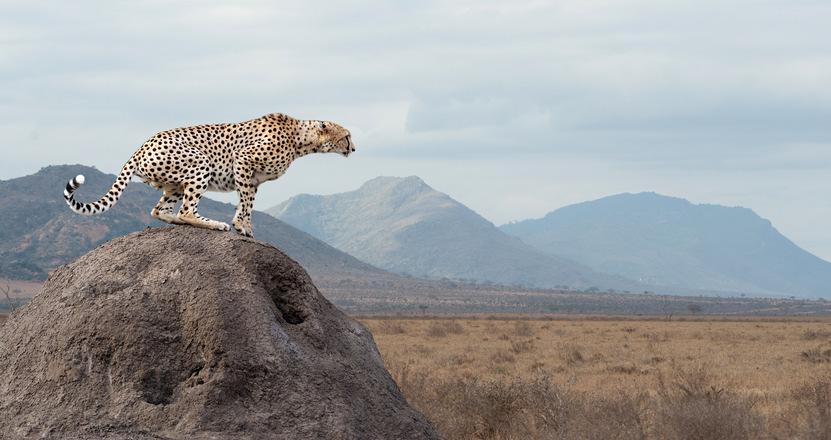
[0,227,438,440]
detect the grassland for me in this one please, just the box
[361,316,831,439]
[3,312,829,438]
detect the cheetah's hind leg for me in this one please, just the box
[176,178,230,232]
[151,186,186,225]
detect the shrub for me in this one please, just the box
[390,365,648,440]
[560,344,585,366]
[607,364,643,375]
[376,320,407,335]
[426,320,465,337]
[444,354,475,366]
[410,344,433,355]
[787,378,831,438]
[801,345,831,363]
[514,321,534,337]
[801,329,831,340]
[490,351,516,364]
[563,392,648,440]
[510,339,535,354]
[654,366,764,440]
[391,370,571,440]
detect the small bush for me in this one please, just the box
[801,346,831,363]
[510,339,535,354]
[426,320,465,337]
[391,369,571,440]
[411,344,433,355]
[607,364,643,375]
[528,361,546,373]
[801,329,831,340]
[377,320,407,335]
[644,355,666,365]
[390,365,648,440]
[643,331,669,343]
[787,378,831,438]
[490,351,516,364]
[654,366,764,440]
[514,321,534,337]
[560,344,585,366]
[444,354,475,366]
[563,392,648,440]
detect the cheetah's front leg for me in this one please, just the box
[232,183,257,238]
[232,163,258,237]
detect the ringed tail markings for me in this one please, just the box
[63,159,137,215]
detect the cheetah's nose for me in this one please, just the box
[347,135,356,153]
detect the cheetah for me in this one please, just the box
[63,113,355,237]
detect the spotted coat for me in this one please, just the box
[63,113,355,237]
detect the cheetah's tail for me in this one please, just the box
[63,159,137,215]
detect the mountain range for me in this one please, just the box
[268,176,638,291]
[269,176,831,298]
[3,166,829,299]
[500,192,831,297]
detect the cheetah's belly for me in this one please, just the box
[207,170,236,192]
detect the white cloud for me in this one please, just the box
[1,0,830,258]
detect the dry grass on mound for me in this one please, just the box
[363,316,831,439]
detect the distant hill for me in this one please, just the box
[0,165,386,281]
[501,192,831,297]
[268,176,638,291]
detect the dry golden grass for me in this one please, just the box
[361,316,831,439]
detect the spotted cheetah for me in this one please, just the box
[63,113,355,237]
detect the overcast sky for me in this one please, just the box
[2,1,831,258]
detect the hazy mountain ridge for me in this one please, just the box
[501,192,831,297]
[0,165,386,281]
[5,167,826,299]
[269,176,640,291]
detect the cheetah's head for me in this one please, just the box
[316,121,355,157]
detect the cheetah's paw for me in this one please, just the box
[209,221,230,232]
[233,223,253,238]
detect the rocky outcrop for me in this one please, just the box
[0,227,438,440]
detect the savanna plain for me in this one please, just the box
[3,312,831,439]
[360,316,831,440]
